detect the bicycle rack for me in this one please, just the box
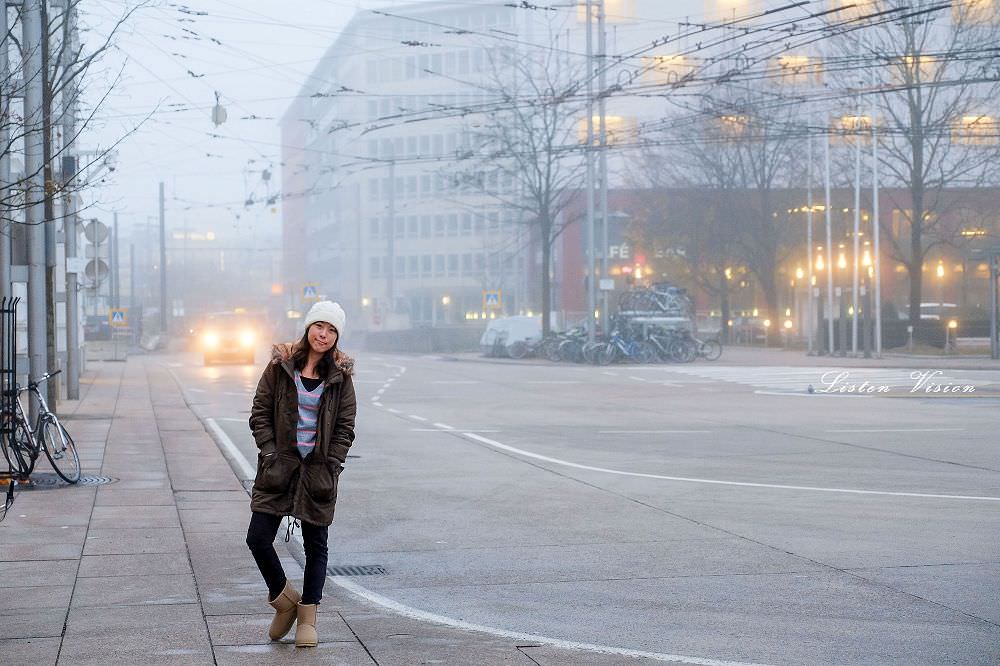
[1,298,21,506]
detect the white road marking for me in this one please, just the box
[826,427,966,433]
[411,428,500,433]
[599,430,712,434]
[431,380,480,385]
[387,408,400,414]
[330,576,772,666]
[205,418,255,479]
[753,390,867,398]
[409,415,428,422]
[460,433,1000,502]
[527,380,581,384]
[433,423,454,430]
[223,391,249,397]
[372,402,383,407]
[188,388,206,393]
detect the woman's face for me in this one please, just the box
[307,321,338,354]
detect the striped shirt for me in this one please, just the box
[293,370,324,458]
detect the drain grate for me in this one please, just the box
[17,473,117,489]
[327,565,386,576]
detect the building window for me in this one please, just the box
[422,255,432,276]
[434,215,445,236]
[369,218,380,238]
[447,214,459,236]
[370,257,381,277]
[408,256,419,277]
[461,214,473,235]
[462,253,473,275]
[421,174,431,195]
[408,216,418,238]
[434,255,445,276]
[448,254,459,276]
[368,180,379,201]
[395,256,405,277]
[421,216,431,238]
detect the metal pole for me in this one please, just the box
[991,254,998,360]
[0,2,11,305]
[112,211,119,308]
[851,90,861,355]
[598,0,609,336]
[159,182,167,333]
[23,0,46,419]
[386,158,395,312]
[823,132,835,355]
[806,135,814,354]
[872,92,882,357]
[63,87,81,398]
[585,0,596,342]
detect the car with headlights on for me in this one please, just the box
[199,312,259,365]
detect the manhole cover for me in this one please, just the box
[327,565,386,576]
[17,473,117,489]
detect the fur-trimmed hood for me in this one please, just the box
[270,341,355,379]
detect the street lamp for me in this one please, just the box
[937,260,945,320]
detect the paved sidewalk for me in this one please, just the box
[0,358,665,665]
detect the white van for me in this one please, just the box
[479,316,542,356]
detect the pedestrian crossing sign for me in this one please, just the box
[303,284,319,301]
[483,290,501,310]
[109,309,127,327]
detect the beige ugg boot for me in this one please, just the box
[294,602,318,647]
[267,581,301,641]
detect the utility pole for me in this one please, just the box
[112,211,120,308]
[158,182,167,334]
[823,133,835,355]
[806,136,814,355]
[584,0,596,342]
[386,157,396,314]
[0,3,12,305]
[23,0,46,419]
[851,88,862,355]
[63,1,81,399]
[597,0,609,336]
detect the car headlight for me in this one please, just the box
[239,330,255,347]
[203,332,220,349]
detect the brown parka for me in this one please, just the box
[248,343,357,526]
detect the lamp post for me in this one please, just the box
[837,248,848,356]
[815,251,826,354]
[936,260,945,317]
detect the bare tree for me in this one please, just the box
[855,0,1000,325]
[449,26,587,336]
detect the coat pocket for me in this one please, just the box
[302,460,341,504]
[254,452,298,494]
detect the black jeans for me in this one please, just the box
[246,511,329,605]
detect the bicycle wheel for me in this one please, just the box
[700,339,723,361]
[670,339,697,363]
[506,340,528,359]
[597,343,618,366]
[40,416,81,483]
[4,418,35,477]
[638,341,658,364]
[544,339,563,362]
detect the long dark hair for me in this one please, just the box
[291,324,338,378]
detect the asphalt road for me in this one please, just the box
[161,348,1000,666]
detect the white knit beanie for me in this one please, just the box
[303,300,346,336]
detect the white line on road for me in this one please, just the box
[205,418,255,479]
[387,408,400,414]
[188,388,206,393]
[409,415,428,422]
[433,422,454,430]
[598,430,712,434]
[826,428,966,433]
[331,576,773,666]
[430,380,480,385]
[460,433,1000,502]
[411,428,500,433]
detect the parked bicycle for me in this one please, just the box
[1,370,80,483]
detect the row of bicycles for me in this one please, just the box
[504,321,722,365]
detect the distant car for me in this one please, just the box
[198,312,259,365]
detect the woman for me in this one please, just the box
[246,300,356,647]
